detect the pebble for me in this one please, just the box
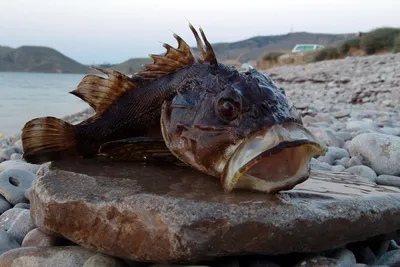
[336,131,353,141]
[0,195,12,214]
[317,153,335,165]
[9,153,22,160]
[348,156,363,167]
[381,126,400,136]
[0,208,26,231]
[346,120,380,133]
[5,209,36,244]
[0,160,41,174]
[328,147,350,160]
[82,253,130,267]
[22,228,66,247]
[0,169,36,205]
[330,248,357,267]
[311,158,333,171]
[335,157,350,168]
[293,256,340,266]
[332,165,346,173]
[352,245,376,265]
[376,250,400,266]
[307,126,342,148]
[0,229,20,255]
[345,165,377,183]
[0,246,96,267]
[13,203,30,209]
[376,175,400,188]
[0,147,19,161]
[347,133,400,176]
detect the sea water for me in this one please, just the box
[0,72,89,135]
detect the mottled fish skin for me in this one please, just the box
[160,62,304,177]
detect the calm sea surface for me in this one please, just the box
[0,72,90,135]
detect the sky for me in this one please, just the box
[1,0,399,65]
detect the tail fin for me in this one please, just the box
[21,117,78,164]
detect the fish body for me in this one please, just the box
[21,24,325,193]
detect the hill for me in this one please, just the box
[0,46,88,73]
[101,57,152,74]
[192,32,355,64]
[0,31,354,74]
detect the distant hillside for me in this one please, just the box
[0,31,355,74]
[192,32,356,63]
[111,57,152,74]
[0,46,88,73]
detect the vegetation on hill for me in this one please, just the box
[193,32,351,63]
[258,27,400,69]
[0,46,88,73]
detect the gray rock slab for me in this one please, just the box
[30,159,400,263]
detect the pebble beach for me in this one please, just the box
[1,53,400,266]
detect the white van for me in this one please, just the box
[292,44,324,53]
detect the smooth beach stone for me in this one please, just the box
[317,152,335,165]
[0,246,95,267]
[376,250,400,266]
[332,165,346,173]
[0,208,26,231]
[350,244,376,266]
[5,209,36,244]
[0,229,20,255]
[29,159,400,263]
[346,120,380,132]
[0,169,35,205]
[24,189,31,202]
[0,147,18,161]
[82,253,130,267]
[327,147,350,160]
[335,157,350,168]
[9,153,22,161]
[348,156,363,167]
[22,228,67,247]
[311,158,333,171]
[0,196,12,214]
[347,133,400,176]
[336,131,353,141]
[307,126,342,147]
[345,165,377,183]
[330,248,357,267]
[376,175,400,188]
[13,203,29,210]
[0,160,41,174]
[293,256,341,267]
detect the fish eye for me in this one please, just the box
[217,98,239,121]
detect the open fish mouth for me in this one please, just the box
[221,122,325,193]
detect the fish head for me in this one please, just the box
[161,62,325,194]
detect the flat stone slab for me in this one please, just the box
[30,158,400,263]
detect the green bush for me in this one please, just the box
[339,37,361,54]
[262,51,285,62]
[393,34,400,53]
[312,47,340,62]
[360,27,400,55]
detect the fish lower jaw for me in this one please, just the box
[233,147,313,194]
[221,123,325,194]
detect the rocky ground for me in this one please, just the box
[0,53,400,266]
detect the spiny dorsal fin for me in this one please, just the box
[70,67,136,118]
[134,23,218,80]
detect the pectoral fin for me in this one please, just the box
[98,137,178,162]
